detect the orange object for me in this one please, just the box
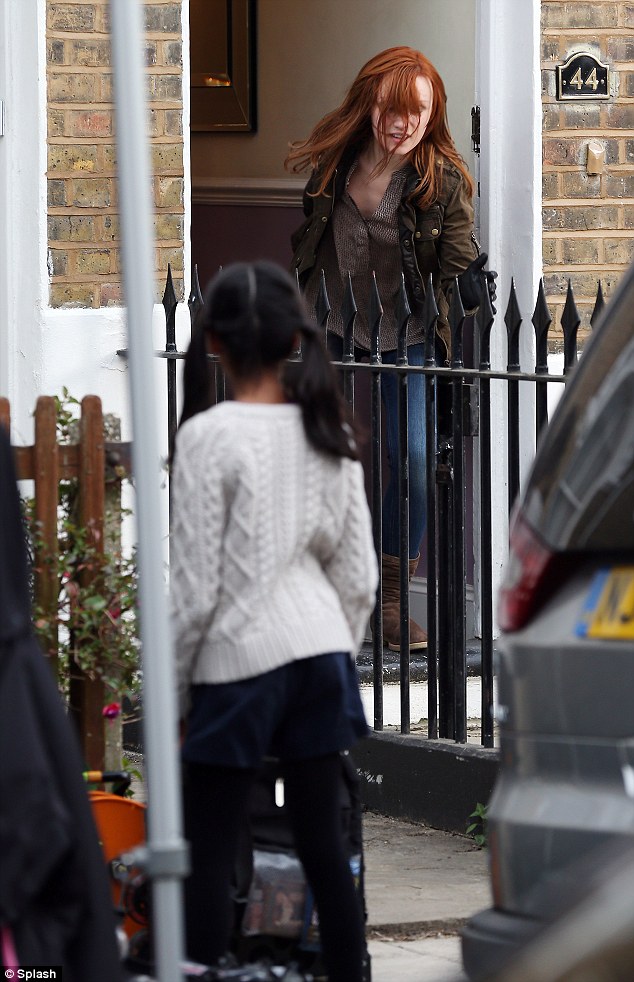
[89,791,147,937]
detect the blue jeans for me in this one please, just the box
[328,336,426,560]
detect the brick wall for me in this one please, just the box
[542,1,634,344]
[47,1,184,308]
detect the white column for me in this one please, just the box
[0,0,48,443]
[475,0,542,629]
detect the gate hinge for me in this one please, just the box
[471,106,480,156]
[463,382,479,436]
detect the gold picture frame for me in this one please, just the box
[190,0,257,132]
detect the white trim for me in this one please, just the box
[181,0,192,291]
[0,0,48,443]
[192,177,305,208]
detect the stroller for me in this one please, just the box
[85,770,148,944]
[89,755,370,981]
[232,752,371,982]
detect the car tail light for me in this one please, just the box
[497,510,555,632]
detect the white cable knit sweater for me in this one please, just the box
[170,401,379,714]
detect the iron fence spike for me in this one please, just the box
[504,278,522,371]
[476,275,495,371]
[422,273,439,367]
[341,272,357,362]
[396,273,410,365]
[187,264,204,334]
[590,280,606,329]
[531,278,551,375]
[562,279,581,374]
[162,264,177,350]
[162,263,177,311]
[315,268,331,329]
[449,276,466,368]
[369,271,383,365]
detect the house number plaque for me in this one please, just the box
[556,52,609,101]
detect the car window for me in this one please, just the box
[523,264,634,551]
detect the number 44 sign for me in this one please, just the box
[557,52,610,101]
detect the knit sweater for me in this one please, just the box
[169,401,379,715]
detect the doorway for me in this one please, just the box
[189,0,477,281]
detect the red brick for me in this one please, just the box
[68,111,112,139]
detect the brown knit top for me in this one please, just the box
[303,159,426,353]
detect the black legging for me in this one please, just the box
[183,753,365,982]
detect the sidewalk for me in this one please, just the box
[363,811,490,982]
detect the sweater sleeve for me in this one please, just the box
[169,418,227,717]
[322,461,379,655]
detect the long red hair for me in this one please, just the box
[285,46,474,210]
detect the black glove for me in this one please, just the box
[457,253,498,313]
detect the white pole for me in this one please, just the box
[109,2,187,980]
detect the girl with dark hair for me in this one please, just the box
[286,46,497,652]
[170,260,378,981]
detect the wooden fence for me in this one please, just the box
[0,394,132,769]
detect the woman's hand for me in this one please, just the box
[457,253,498,313]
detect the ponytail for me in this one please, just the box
[179,319,213,428]
[284,323,359,461]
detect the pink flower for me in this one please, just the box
[102,702,121,721]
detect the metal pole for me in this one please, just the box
[109,3,188,980]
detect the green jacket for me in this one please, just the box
[290,149,479,362]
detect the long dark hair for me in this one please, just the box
[179,261,358,461]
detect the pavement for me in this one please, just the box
[363,811,490,982]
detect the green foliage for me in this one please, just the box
[24,388,140,699]
[121,756,144,799]
[466,802,488,848]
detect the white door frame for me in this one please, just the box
[475,0,542,628]
[0,0,48,443]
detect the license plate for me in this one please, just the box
[576,567,634,640]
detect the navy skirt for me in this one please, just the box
[182,651,368,769]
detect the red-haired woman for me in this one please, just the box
[286,46,496,652]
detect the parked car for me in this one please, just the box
[461,260,634,981]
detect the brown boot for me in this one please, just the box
[381,553,428,651]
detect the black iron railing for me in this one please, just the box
[158,264,607,749]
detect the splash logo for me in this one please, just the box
[4,970,62,980]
